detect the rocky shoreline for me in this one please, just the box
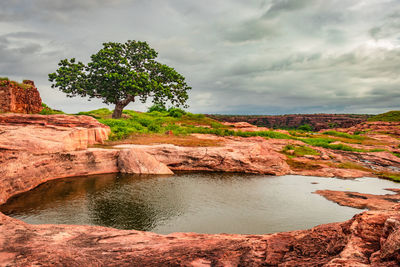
[0,114,400,266]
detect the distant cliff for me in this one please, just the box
[208,114,371,131]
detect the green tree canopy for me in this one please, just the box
[49,40,191,118]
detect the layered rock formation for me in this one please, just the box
[116,135,291,175]
[0,80,42,114]
[342,121,400,137]
[0,114,172,203]
[209,114,370,130]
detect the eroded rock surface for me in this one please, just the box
[0,114,174,203]
[117,135,290,175]
[316,189,400,210]
[0,80,42,114]
[0,114,111,152]
[1,207,399,266]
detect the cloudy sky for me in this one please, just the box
[1,0,399,114]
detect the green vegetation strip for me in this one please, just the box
[300,137,384,152]
[70,108,387,154]
[368,111,400,122]
[322,130,364,140]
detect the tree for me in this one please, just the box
[48,40,191,118]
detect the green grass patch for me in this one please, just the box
[282,144,320,157]
[300,137,384,152]
[80,108,299,141]
[368,111,400,122]
[39,103,65,115]
[77,108,113,118]
[392,152,400,158]
[323,130,365,140]
[234,130,295,139]
[376,172,400,183]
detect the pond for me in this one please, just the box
[1,173,398,234]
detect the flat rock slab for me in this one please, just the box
[116,136,291,175]
[316,188,400,210]
[1,209,399,266]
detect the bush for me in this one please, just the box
[297,124,313,131]
[147,104,167,113]
[168,107,186,118]
[186,113,205,119]
[147,122,161,132]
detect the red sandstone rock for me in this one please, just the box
[118,148,174,175]
[0,80,42,114]
[0,148,120,204]
[116,135,291,175]
[0,114,176,203]
[0,114,400,266]
[221,121,270,132]
[0,114,111,152]
[0,207,399,266]
[316,189,400,211]
[344,121,400,137]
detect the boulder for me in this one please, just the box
[118,148,173,175]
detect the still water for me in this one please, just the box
[1,173,398,234]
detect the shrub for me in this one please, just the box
[0,77,9,81]
[168,107,186,118]
[297,124,313,132]
[147,122,161,132]
[185,113,205,119]
[211,122,223,129]
[147,104,167,113]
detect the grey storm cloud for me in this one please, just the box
[0,0,399,114]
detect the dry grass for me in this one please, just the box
[337,161,372,172]
[286,158,323,170]
[99,133,223,147]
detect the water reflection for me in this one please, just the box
[1,173,399,234]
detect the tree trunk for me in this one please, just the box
[112,96,135,119]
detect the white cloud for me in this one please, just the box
[0,0,399,114]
